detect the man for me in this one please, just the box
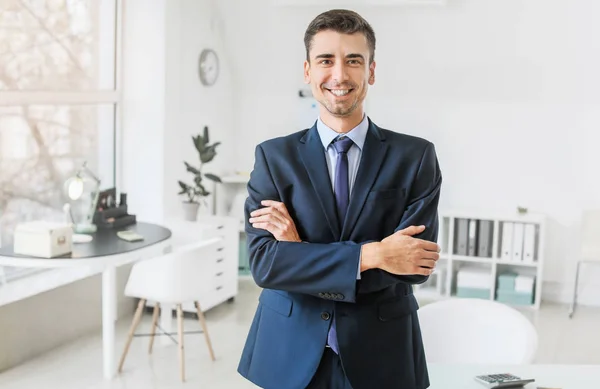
[238,9,442,389]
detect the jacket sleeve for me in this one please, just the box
[357,142,442,295]
[245,144,363,303]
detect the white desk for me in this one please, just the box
[0,222,171,380]
[428,364,600,388]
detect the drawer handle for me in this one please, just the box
[217,225,224,229]
[216,286,223,290]
[216,272,223,276]
[217,247,224,252]
[216,258,224,263]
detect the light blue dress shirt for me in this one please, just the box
[316,114,369,279]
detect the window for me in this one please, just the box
[0,0,121,282]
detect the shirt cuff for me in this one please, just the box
[357,251,362,280]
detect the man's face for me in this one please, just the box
[304,30,375,118]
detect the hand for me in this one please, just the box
[363,225,440,276]
[249,200,301,242]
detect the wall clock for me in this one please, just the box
[198,48,219,86]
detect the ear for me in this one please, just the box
[368,60,376,85]
[304,60,311,84]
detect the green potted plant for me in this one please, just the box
[178,126,222,221]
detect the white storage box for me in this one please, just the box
[14,221,73,258]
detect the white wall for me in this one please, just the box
[122,0,235,223]
[121,0,167,223]
[162,0,236,220]
[215,0,600,305]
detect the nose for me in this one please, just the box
[331,61,349,83]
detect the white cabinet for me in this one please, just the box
[415,210,546,309]
[156,216,239,313]
[213,174,250,275]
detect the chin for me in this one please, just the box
[328,103,359,117]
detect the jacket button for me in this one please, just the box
[321,312,331,321]
[324,293,332,299]
[337,293,345,300]
[318,292,325,297]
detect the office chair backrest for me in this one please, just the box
[125,237,224,304]
[418,298,538,364]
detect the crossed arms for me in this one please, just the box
[245,143,442,302]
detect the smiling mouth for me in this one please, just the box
[325,88,353,97]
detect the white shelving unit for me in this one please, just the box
[213,173,250,275]
[414,210,546,310]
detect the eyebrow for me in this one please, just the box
[314,53,365,61]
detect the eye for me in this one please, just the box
[347,59,361,65]
[319,59,332,65]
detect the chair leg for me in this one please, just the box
[177,304,185,382]
[195,301,216,361]
[118,298,146,373]
[148,303,160,354]
[569,261,582,319]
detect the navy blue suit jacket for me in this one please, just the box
[238,119,442,389]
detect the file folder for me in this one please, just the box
[522,224,536,262]
[512,223,524,262]
[467,219,477,256]
[477,220,493,258]
[454,218,469,255]
[500,222,513,261]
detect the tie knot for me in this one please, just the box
[332,136,354,154]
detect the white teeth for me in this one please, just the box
[329,89,350,96]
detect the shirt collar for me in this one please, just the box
[316,114,369,151]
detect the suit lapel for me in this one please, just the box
[341,122,389,239]
[298,125,341,239]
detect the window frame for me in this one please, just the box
[0,0,124,286]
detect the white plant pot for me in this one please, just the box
[182,202,200,221]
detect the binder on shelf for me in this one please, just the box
[500,222,513,261]
[453,218,469,255]
[467,219,477,256]
[477,220,493,258]
[522,224,536,263]
[512,223,525,262]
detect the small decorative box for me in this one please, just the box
[13,221,73,258]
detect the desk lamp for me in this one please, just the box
[64,161,101,235]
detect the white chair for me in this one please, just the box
[118,237,222,382]
[569,209,600,318]
[418,298,538,364]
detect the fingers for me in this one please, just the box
[397,225,426,236]
[250,202,295,238]
[412,266,434,276]
[417,239,441,253]
[416,259,437,269]
[250,212,287,230]
[420,249,440,261]
[260,200,290,217]
[250,206,281,218]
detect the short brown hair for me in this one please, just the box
[304,9,376,64]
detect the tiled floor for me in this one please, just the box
[0,279,598,389]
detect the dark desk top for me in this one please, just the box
[0,222,171,259]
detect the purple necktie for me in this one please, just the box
[327,136,354,354]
